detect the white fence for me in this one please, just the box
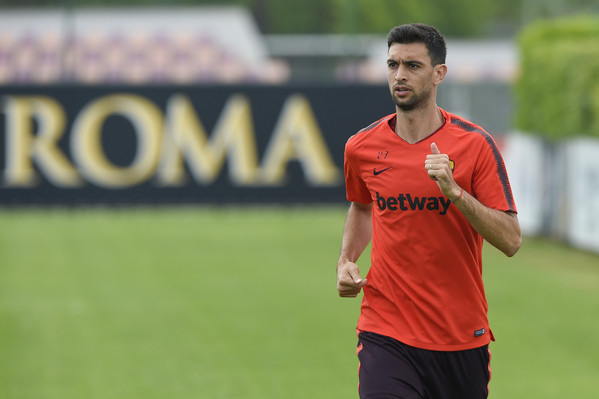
[503,133,599,253]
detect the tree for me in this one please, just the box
[515,17,599,139]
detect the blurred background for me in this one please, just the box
[0,1,598,399]
[1,0,598,250]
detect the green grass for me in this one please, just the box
[0,207,597,398]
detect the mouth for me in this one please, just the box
[394,85,412,96]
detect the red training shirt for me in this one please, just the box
[344,108,517,351]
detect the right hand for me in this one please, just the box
[337,261,367,298]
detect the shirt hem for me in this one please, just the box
[356,327,491,352]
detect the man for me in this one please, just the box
[337,23,521,399]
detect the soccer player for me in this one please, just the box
[336,23,521,399]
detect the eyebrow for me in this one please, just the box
[386,58,425,65]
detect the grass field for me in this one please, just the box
[0,207,597,399]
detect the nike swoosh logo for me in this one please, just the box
[373,166,392,175]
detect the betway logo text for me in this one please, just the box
[376,192,452,215]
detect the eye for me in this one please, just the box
[387,61,398,69]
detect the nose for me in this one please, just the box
[394,64,408,82]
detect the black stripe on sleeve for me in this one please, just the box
[451,117,516,212]
[358,115,388,134]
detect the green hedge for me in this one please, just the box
[515,17,599,139]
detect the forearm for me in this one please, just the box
[426,141,521,256]
[336,202,372,297]
[453,189,521,257]
[338,202,373,265]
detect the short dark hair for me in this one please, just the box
[387,24,447,66]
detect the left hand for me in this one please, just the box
[425,142,461,200]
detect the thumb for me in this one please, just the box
[350,269,367,286]
[431,142,440,154]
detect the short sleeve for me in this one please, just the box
[471,135,517,213]
[344,141,372,204]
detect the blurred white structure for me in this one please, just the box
[562,139,599,253]
[0,7,289,84]
[501,132,546,237]
[502,133,599,253]
[0,6,519,86]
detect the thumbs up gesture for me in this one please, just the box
[425,142,461,199]
[427,142,442,181]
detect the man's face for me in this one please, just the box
[386,42,443,111]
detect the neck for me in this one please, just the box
[395,103,444,144]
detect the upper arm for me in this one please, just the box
[472,135,517,213]
[352,201,372,212]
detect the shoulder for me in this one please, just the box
[443,110,500,150]
[444,111,492,140]
[444,110,488,137]
[346,113,394,149]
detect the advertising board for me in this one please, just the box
[0,85,391,205]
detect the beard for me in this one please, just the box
[391,86,432,111]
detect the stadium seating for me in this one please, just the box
[0,7,289,84]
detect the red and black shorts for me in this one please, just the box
[356,331,491,399]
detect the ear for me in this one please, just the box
[433,64,447,86]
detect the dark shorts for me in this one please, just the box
[357,331,491,399]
